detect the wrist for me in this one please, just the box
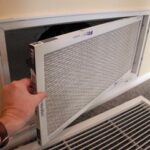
[0,116,16,136]
[0,113,24,136]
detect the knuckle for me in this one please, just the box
[2,81,19,93]
[11,81,19,87]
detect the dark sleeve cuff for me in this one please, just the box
[0,122,9,148]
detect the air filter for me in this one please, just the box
[29,16,142,145]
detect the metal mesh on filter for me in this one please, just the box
[44,22,141,134]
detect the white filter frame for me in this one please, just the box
[31,16,142,145]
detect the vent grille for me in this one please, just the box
[48,101,150,150]
[44,21,141,135]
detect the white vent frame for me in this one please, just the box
[0,10,150,86]
[0,10,150,149]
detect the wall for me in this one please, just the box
[0,0,150,20]
[0,0,150,75]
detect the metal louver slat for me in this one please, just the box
[47,96,150,150]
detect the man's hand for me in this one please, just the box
[0,78,47,136]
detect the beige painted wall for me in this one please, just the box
[0,0,150,20]
[0,0,150,75]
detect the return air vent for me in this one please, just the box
[47,96,150,150]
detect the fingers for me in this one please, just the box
[33,92,47,105]
[16,78,32,92]
[20,78,31,87]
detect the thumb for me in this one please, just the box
[33,92,47,105]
